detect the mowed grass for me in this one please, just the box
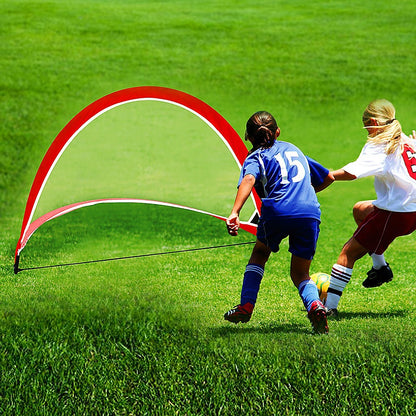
[1,0,416,415]
[4,202,416,415]
[5,203,416,415]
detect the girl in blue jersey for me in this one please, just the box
[224,111,332,334]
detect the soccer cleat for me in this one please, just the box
[308,300,329,334]
[326,308,339,319]
[224,302,253,323]
[362,264,393,288]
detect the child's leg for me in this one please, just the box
[224,240,271,323]
[240,264,264,308]
[325,264,353,310]
[241,240,271,308]
[326,236,367,309]
[370,253,388,269]
[287,218,322,312]
[352,201,389,270]
[291,254,328,334]
[352,200,374,226]
[290,255,320,312]
[286,218,327,333]
[298,279,321,311]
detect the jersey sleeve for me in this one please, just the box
[306,156,329,187]
[237,154,261,187]
[342,143,386,178]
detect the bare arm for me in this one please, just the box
[314,172,335,193]
[226,174,256,236]
[330,169,357,181]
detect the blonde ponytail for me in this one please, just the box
[363,99,403,154]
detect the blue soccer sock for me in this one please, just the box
[240,263,265,307]
[298,279,321,312]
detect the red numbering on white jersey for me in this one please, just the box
[403,144,416,180]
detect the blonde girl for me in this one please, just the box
[326,99,416,315]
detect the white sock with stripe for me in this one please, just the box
[325,264,353,310]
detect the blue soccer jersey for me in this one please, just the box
[238,141,321,221]
[306,156,330,189]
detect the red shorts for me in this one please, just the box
[354,207,416,254]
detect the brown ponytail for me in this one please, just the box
[246,111,279,152]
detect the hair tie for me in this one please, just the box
[385,118,396,125]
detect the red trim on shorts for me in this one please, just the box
[354,207,416,254]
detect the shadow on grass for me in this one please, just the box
[211,309,410,336]
[332,309,409,321]
[211,322,310,336]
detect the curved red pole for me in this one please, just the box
[14,87,261,270]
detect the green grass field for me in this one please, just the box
[2,1,416,414]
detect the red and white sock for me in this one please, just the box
[325,264,353,310]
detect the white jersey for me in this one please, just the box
[343,133,416,212]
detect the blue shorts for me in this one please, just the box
[256,217,320,260]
